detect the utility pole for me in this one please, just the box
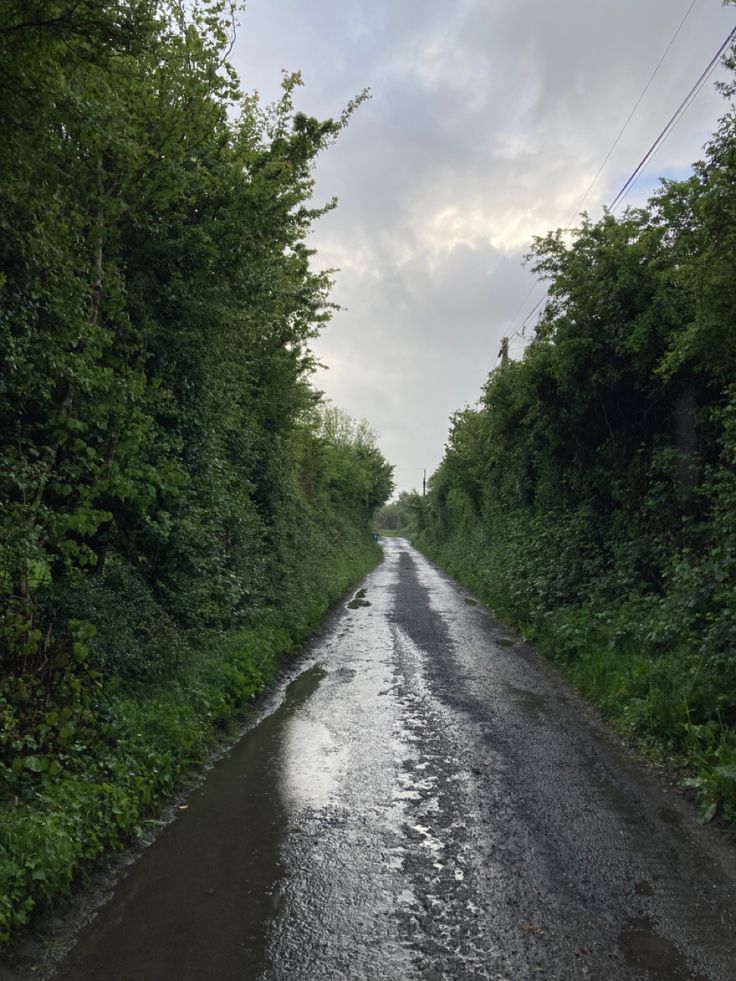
[422,468,426,498]
[500,336,509,367]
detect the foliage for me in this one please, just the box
[418,51,736,825]
[0,531,379,941]
[0,0,392,941]
[376,491,425,535]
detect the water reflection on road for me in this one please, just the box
[280,698,347,812]
[51,539,736,981]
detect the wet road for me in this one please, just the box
[52,539,736,980]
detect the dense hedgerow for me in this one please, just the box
[0,1,392,941]
[414,47,736,824]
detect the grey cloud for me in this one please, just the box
[234,0,736,494]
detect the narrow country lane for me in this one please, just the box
[50,539,736,981]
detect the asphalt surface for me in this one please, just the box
[46,539,736,979]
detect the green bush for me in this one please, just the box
[0,535,381,942]
[417,78,736,823]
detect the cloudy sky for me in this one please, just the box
[231,0,736,495]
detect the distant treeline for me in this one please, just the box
[0,0,391,939]
[414,51,736,823]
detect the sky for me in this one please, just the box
[230,0,736,496]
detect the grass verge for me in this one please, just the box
[0,540,381,944]
[413,533,736,827]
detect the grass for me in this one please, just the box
[0,539,381,944]
[413,532,736,827]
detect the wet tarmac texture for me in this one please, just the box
[46,540,736,979]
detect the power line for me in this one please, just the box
[504,281,538,339]
[496,1,700,363]
[518,295,546,336]
[609,22,736,212]
[565,0,699,229]
[497,15,736,365]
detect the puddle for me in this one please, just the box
[53,664,328,981]
[504,683,545,715]
[281,711,344,812]
[619,917,706,980]
[634,879,655,897]
[348,587,371,609]
[463,597,478,606]
[497,638,514,648]
[659,805,682,827]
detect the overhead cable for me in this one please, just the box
[609,23,736,212]
[497,15,736,364]
[497,1,701,360]
[565,0,699,228]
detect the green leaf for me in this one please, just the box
[698,800,718,825]
[24,756,48,773]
